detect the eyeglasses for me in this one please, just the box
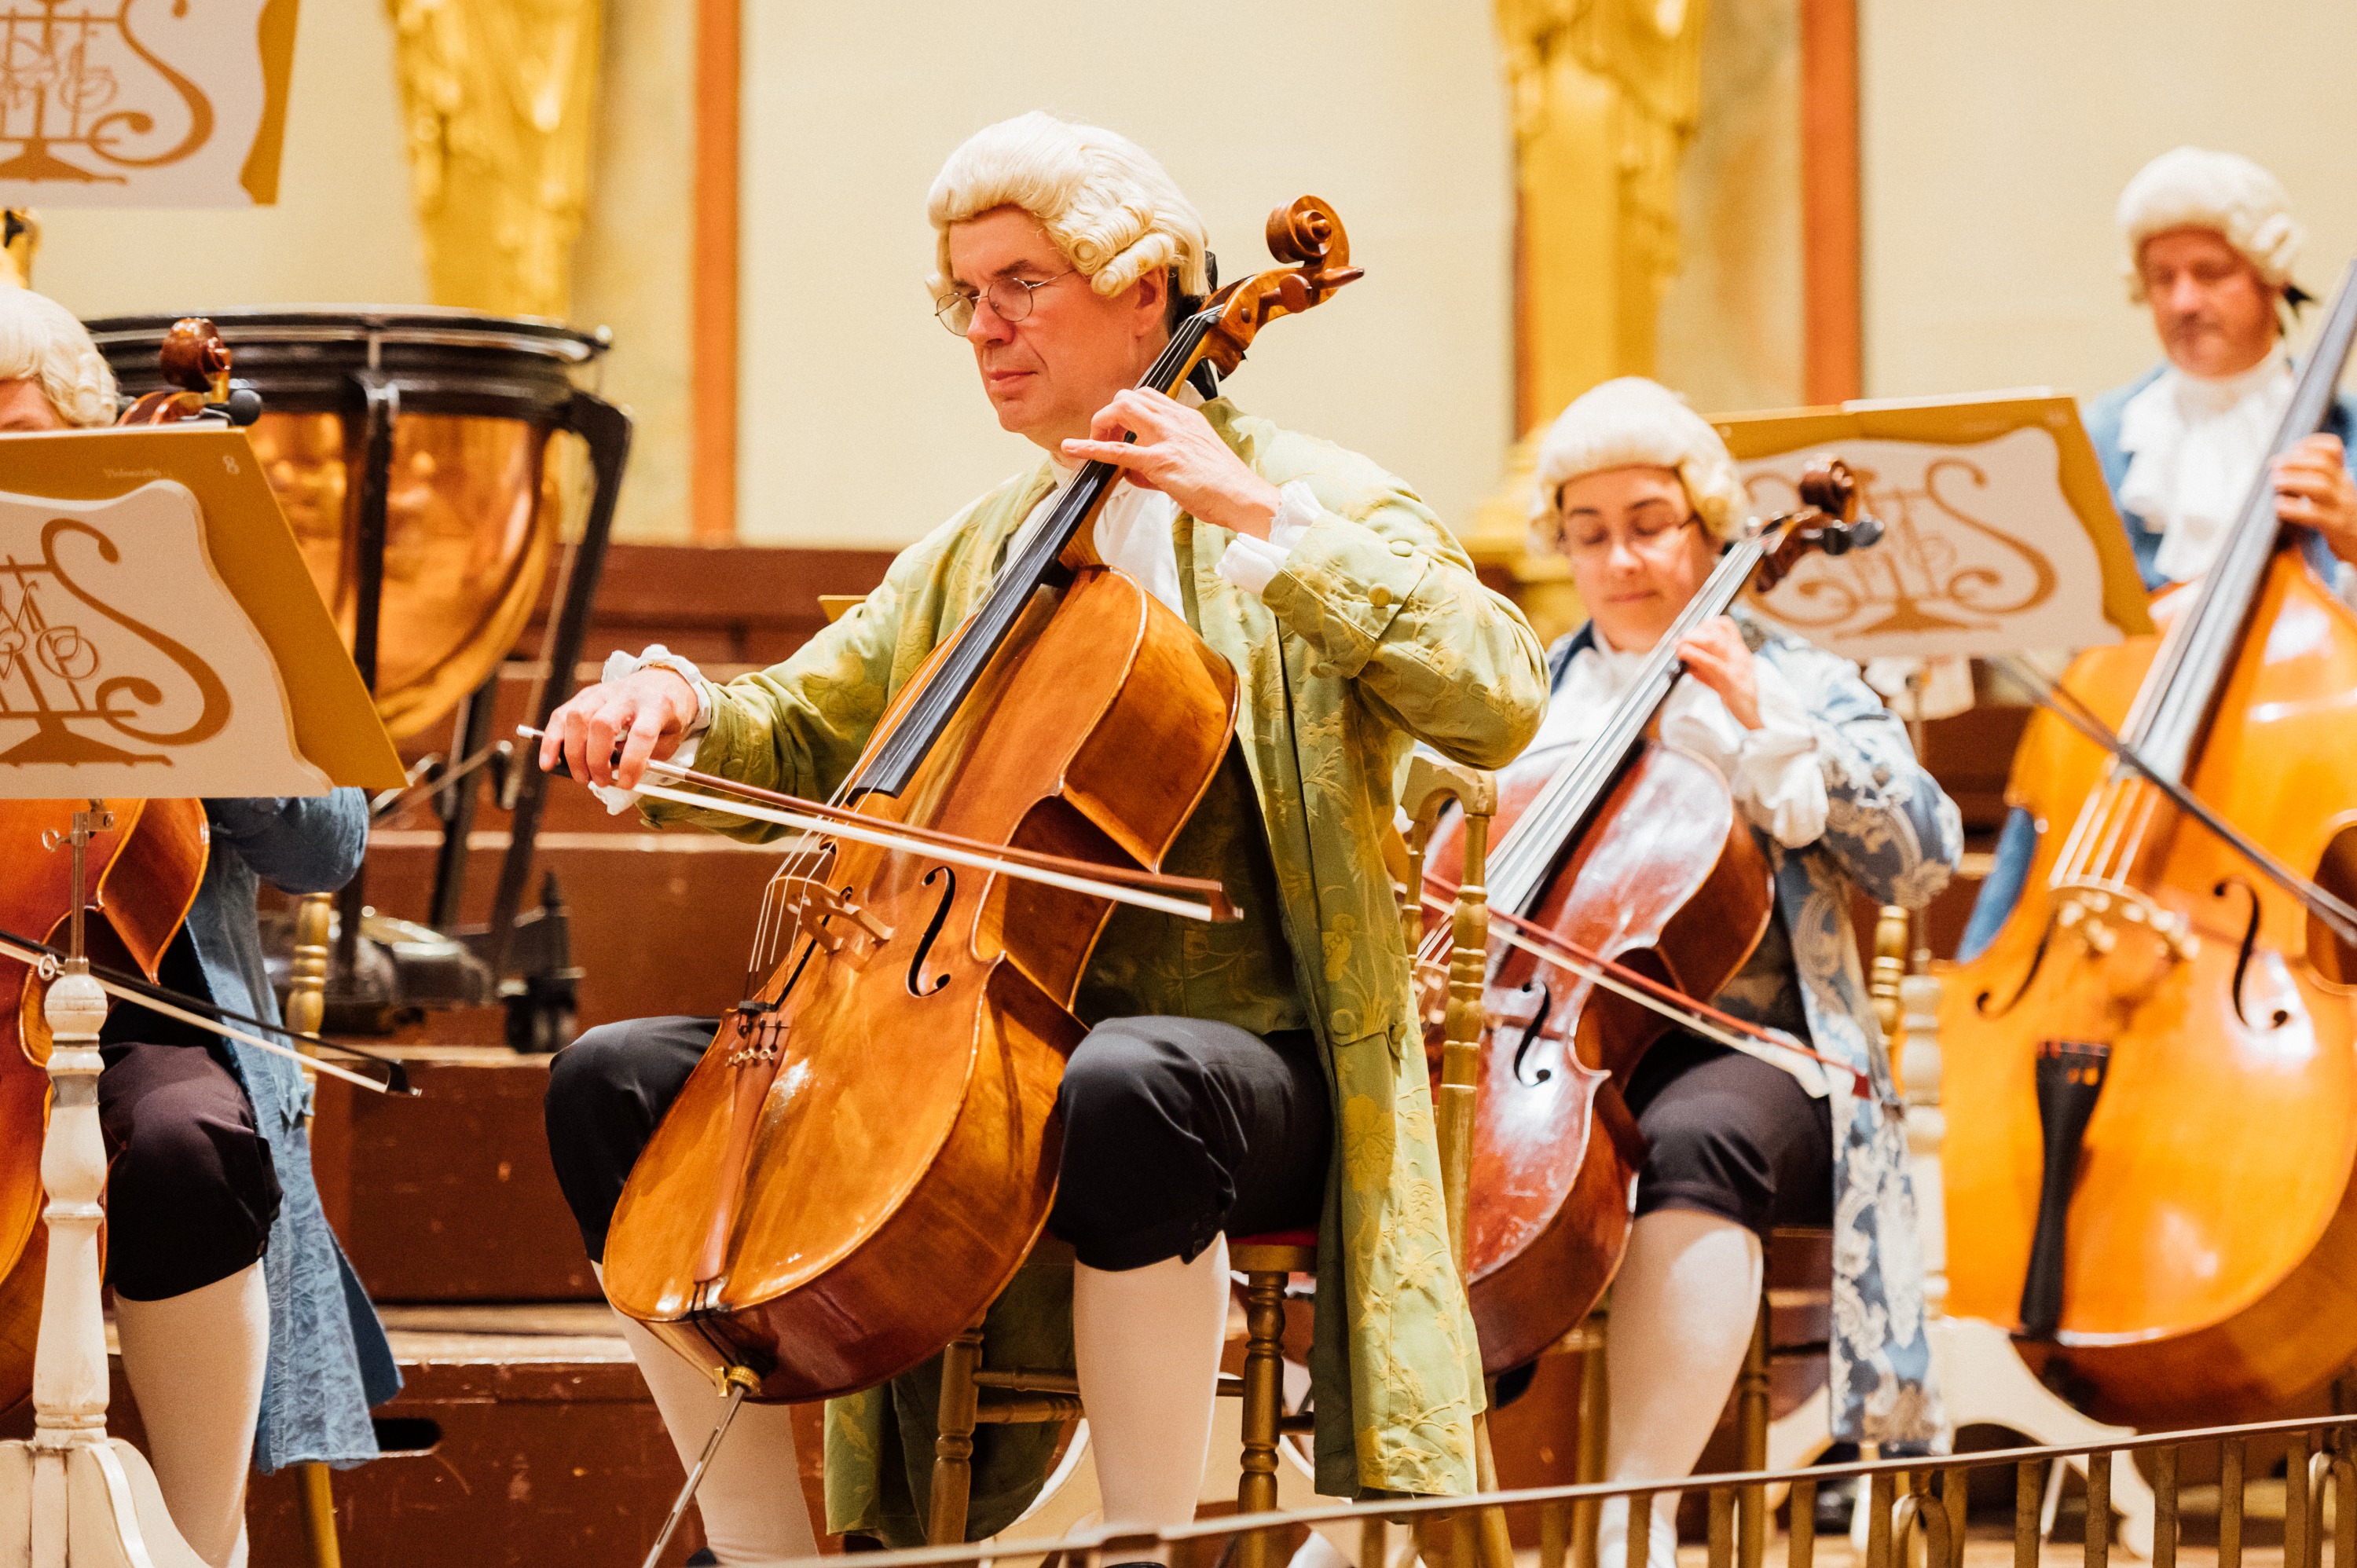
[1552,511,1701,562]
[934,269,1077,335]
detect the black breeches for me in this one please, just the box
[544,1013,1331,1271]
[97,1042,283,1302]
[1623,1034,1834,1240]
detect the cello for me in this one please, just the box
[1422,463,1884,1372]
[1941,262,2357,1425]
[594,200,1361,1400]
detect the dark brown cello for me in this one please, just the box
[1942,262,2357,1424]
[1424,463,1882,1372]
[596,200,1361,1400]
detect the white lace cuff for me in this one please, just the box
[585,644,709,815]
[1213,480,1321,597]
[1729,662,1827,848]
[1658,658,1827,849]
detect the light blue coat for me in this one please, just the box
[187,795,400,1471]
[1546,619,1962,1445]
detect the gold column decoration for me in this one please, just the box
[1468,0,1710,644]
[386,0,603,318]
[1,211,35,288]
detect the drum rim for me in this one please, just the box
[81,306,610,365]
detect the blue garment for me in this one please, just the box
[1545,618,1963,1444]
[188,794,400,1471]
[1956,367,2357,960]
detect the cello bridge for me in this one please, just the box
[2052,880,2198,964]
[779,875,894,958]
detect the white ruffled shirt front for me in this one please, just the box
[2117,347,2293,583]
[1531,632,1830,849]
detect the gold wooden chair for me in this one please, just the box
[922,757,1505,1568]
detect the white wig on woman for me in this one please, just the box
[2117,146,2304,302]
[927,112,1211,306]
[1531,376,1747,541]
[0,287,114,428]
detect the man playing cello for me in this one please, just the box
[540,112,1546,1563]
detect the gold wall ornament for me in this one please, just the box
[1497,0,1709,430]
[1467,0,1709,619]
[386,0,602,319]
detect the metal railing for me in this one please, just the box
[789,1412,2357,1568]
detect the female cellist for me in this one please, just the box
[0,287,399,1568]
[1516,379,1959,1568]
[537,112,1546,1561]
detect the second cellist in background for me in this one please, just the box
[1519,379,1960,1568]
[537,113,1545,1561]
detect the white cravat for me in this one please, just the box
[2117,348,2293,583]
[1533,632,1829,849]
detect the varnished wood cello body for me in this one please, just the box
[1424,465,1883,1372]
[601,200,1362,1399]
[1943,271,2357,1423]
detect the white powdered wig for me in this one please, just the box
[928,112,1211,306]
[0,286,115,428]
[1532,376,1747,540]
[2118,146,2304,302]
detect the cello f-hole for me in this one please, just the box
[2215,877,2290,1030]
[906,866,957,998]
[1510,980,1556,1086]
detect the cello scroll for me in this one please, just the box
[1198,196,1364,375]
[1752,458,1885,595]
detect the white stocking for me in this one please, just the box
[1072,1236,1229,1539]
[596,1266,817,1566]
[114,1262,269,1568]
[1593,1210,1764,1568]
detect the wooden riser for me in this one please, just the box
[313,1049,603,1304]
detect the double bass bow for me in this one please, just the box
[591,199,1362,1401]
[1422,462,1883,1372]
[1942,260,2357,1423]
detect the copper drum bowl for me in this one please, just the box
[86,308,617,741]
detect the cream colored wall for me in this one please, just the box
[1861,0,2357,404]
[29,3,423,316]
[739,4,1513,549]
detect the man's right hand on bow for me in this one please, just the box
[540,666,698,790]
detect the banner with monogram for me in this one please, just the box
[1716,394,2155,661]
[0,0,300,207]
[0,424,401,793]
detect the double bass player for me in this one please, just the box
[540,112,1547,1561]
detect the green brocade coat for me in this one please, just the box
[643,401,1547,1542]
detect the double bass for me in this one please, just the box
[1942,262,2357,1425]
[596,200,1361,1398]
[1424,464,1884,1371]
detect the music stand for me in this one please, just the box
[0,424,401,1567]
